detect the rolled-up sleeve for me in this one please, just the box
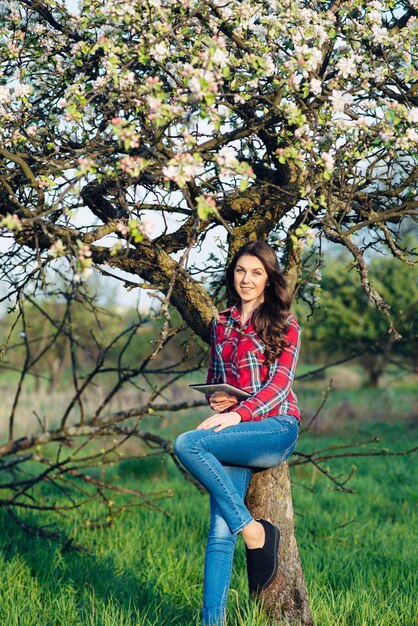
[206,318,223,384]
[234,317,301,422]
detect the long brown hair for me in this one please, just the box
[225,241,292,365]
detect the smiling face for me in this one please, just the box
[233,254,269,307]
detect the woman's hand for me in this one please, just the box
[196,411,242,432]
[209,392,238,412]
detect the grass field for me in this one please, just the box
[0,410,416,626]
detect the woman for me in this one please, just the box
[174,241,301,626]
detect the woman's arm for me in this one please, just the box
[205,318,223,403]
[196,411,242,431]
[233,316,301,422]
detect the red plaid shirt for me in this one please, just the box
[206,304,301,422]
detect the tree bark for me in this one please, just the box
[245,463,313,626]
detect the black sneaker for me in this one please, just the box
[245,518,280,593]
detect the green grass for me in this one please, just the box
[292,420,417,626]
[0,417,416,625]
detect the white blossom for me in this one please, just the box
[216,146,238,170]
[406,128,418,143]
[188,77,204,98]
[93,76,108,88]
[294,124,310,139]
[162,154,204,187]
[371,24,388,44]
[372,66,388,83]
[310,78,322,95]
[263,54,275,77]
[119,71,136,88]
[0,86,11,104]
[407,107,418,124]
[331,90,354,113]
[248,19,267,37]
[368,9,382,24]
[188,70,217,98]
[294,124,310,138]
[314,24,330,46]
[152,42,168,62]
[234,94,246,104]
[212,47,229,68]
[295,44,322,73]
[337,56,357,79]
[363,100,377,109]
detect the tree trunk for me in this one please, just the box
[367,369,381,388]
[245,463,313,626]
[361,350,389,388]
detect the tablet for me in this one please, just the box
[189,383,251,400]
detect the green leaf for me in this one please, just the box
[239,179,249,192]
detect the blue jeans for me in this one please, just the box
[173,414,299,626]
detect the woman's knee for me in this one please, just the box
[173,431,189,459]
[173,429,206,458]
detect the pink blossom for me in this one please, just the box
[139,216,154,236]
[78,244,92,259]
[77,157,96,175]
[116,221,129,236]
[146,96,162,111]
[119,156,146,176]
[321,151,335,171]
[78,157,95,167]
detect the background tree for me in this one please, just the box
[300,250,418,386]
[1,0,417,624]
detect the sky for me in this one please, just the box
[65,0,79,13]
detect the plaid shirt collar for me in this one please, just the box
[228,303,259,329]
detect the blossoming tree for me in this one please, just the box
[0,0,417,623]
